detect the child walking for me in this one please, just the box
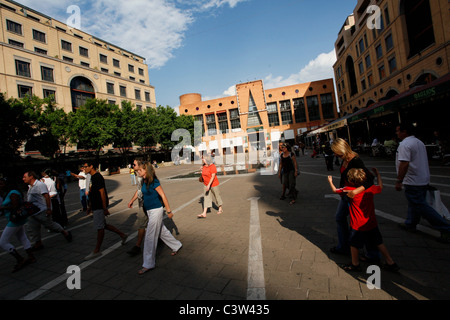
[328,168,399,272]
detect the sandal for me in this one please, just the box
[217,209,223,215]
[138,267,154,275]
[171,246,183,256]
[197,214,207,219]
[340,263,362,272]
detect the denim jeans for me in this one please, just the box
[80,188,87,210]
[404,185,450,233]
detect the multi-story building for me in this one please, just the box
[179,78,338,157]
[0,0,156,115]
[326,0,450,145]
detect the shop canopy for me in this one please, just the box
[348,72,450,124]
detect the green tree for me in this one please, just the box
[67,99,119,162]
[0,93,36,161]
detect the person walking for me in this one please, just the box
[130,167,137,186]
[197,154,223,218]
[23,171,72,251]
[127,158,148,256]
[83,162,128,261]
[395,124,450,243]
[278,144,298,205]
[70,166,89,212]
[330,138,377,259]
[135,161,182,274]
[41,169,66,227]
[328,168,399,272]
[0,178,36,272]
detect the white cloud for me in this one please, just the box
[263,50,337,89]
[14,0,247,69]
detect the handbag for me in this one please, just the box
[199,175,204,183]
[9,202,40,223]
[426,186,450,220]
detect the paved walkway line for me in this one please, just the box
[19,178,234,300]
[247,197,266,300]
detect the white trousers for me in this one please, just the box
[0,225,31,253]
[143,207,182,269]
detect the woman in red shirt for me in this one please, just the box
[198,155,223,218]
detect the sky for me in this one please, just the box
[14,0,357,112]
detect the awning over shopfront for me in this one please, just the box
[348,72,450,124]
[307,113,353,137]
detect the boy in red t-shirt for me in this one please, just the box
[328,168,399,272]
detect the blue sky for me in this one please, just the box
[15,0,356,111]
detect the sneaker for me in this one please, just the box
[121,234,129,245]
[383,263,400,272]
[84,252,102,261]
[127,246,141,256]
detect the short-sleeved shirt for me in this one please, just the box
[335,185,382,231]
[26,180,49,213]
[141,179,162,211]
[202,164,219,187]
[396,135,430,186]
[78,171,87,189]
[89,172,108,210]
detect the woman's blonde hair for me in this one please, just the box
[347,168,366,187]
[138,161,157,187]
[202,154,214,165]
[331,138,358,160]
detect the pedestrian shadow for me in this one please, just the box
[198,196,220,214]
[264,207,446,300]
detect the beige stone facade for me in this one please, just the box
[0,0,156,115]
[179,78,338,156]
[334,0,450,116]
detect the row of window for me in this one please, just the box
[14,59,151,101]
[194,93,334,135]
[5,19,146,80]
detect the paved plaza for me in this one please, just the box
[1,151,449,303]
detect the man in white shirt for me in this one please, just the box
[71,166,89,212]
[395,124,450,243]
[23,171,72,250]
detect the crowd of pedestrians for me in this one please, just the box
[1,123,449,277]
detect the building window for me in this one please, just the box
[32,29,46,43]
[385,34,394,52]
[120,86,127,97]
[135,89,141,100]
[138,68,144,76]
[365,54,372,68]
[205,113,217,136]
[403,0,435,58]
[368,73,374,87]
[388,56,397,74]
[79,46,89,57]
[80,61,90,67]
[35,47,47,55]
[129,76,135,81]
[61,40,72,52]
[6,20,22,35]
[384,6,391,25]
[280,100,293,125]
[63,56,73,63]
[320,93,334,119]
[217,112,229,134]
[194,115,205,134]
[358,38,365,55]
[358,61,364,75]
[376,44,383,59]
[128,64,135,73]
[229,108,241,130]
[101,68,108,73]
[41,66,54,82]
[8,39,23,47]
[15,60,31,78]
[114,72,121,77]
[361,78,367,91]
[306,96,320,121]
[266,102,280,127]
[113,59,120,68]
[378,64,386,80]
[107,82,114,95]
[18,85,32,98]
[145,92,151,102]
[100,54,108,64]
[293,98,306,123]
[43,89,56,101]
